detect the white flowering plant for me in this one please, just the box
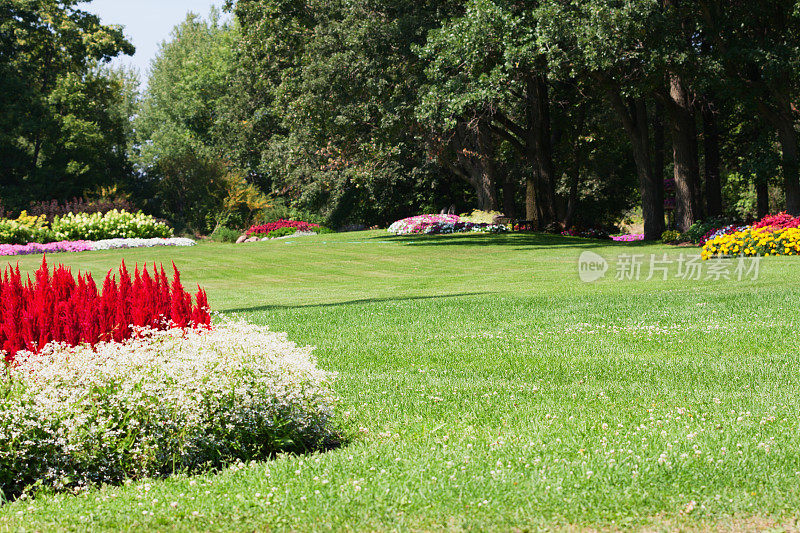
[0,322,339,499]
[51,210,173,241]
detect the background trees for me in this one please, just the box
[0,0,134,209]
[2,0,799,236]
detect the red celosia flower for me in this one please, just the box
[0,257,213,362]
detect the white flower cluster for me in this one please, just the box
[52,210,173,241]
[0,322,338,497]
[88,237,196,250]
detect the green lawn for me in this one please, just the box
[1,231,799,531]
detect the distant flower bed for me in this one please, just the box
[246,219,320,237]
[0,321,339,497]
[612,233,644,242]
[388,214,506,235]
[0,237,195,257]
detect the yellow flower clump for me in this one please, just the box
[702,227,800,260]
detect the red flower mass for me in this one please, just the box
[245,219,320,236]
[0,257,211,362]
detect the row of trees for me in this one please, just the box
[2,1,799,237]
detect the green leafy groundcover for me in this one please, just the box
[0,321,340,499]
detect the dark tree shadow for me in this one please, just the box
[374,232,658,249]
[225,292,493,314]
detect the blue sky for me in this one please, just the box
[81,0,228,79]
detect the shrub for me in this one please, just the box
[460,210,505,224]
[28,196,134,223]
[262,227,302,239]
[681,217,730,244]
[0,258,210,362]
[246,219,321,237]
[0,322,339,497]
[0,211,53,244]
[210,225,242,243]
[660,230,682,243]
[52,210,173,241]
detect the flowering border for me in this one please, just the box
[0,237,196,257]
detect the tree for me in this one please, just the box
[696,0,800,215]
[227,0,467,226]
[134,9,238,231]
[0,0,134,208]
[538,0,666,238]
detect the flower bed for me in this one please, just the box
[702,227,800,259]
[0,237,195,257]
[611,233,644,242]
[702,213,800,259]
[0,258,209,361]
[698,224,748,246]
[387,214,506,235]
[246,219,320,237]
[51,210,172,241]
[0,321,339,497]
[0,210,173,245]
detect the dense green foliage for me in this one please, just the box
[4,0,800,236]
[0,0,135,209]
[1,234,800,529]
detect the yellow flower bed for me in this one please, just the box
[702,227,800,259]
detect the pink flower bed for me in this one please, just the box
[0,240,93,256]
[245,219,320,236]
[611,234,644,242]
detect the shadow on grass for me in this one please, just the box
[375,231,659,249]
[225,291,492,313]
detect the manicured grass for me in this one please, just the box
[1,231,799,531]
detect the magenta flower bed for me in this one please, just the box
[611,234,644,242]
[245,219,320,236]
[0,240,93,256]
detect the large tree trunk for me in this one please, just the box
[667,75,700,232]
[443,121,500,212]
[564,104,587,228]
[527,74,557,227]
[701,98,723,217]
[756,178,769,219]
[503,174,516,219]
[476,126,500,211]
[652,101,665,195]
[606,86,664,240]
[526,173,537,225]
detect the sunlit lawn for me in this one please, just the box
[1,230,799,531]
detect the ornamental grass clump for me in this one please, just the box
[0,322,339,498]
[0,258,210,362]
